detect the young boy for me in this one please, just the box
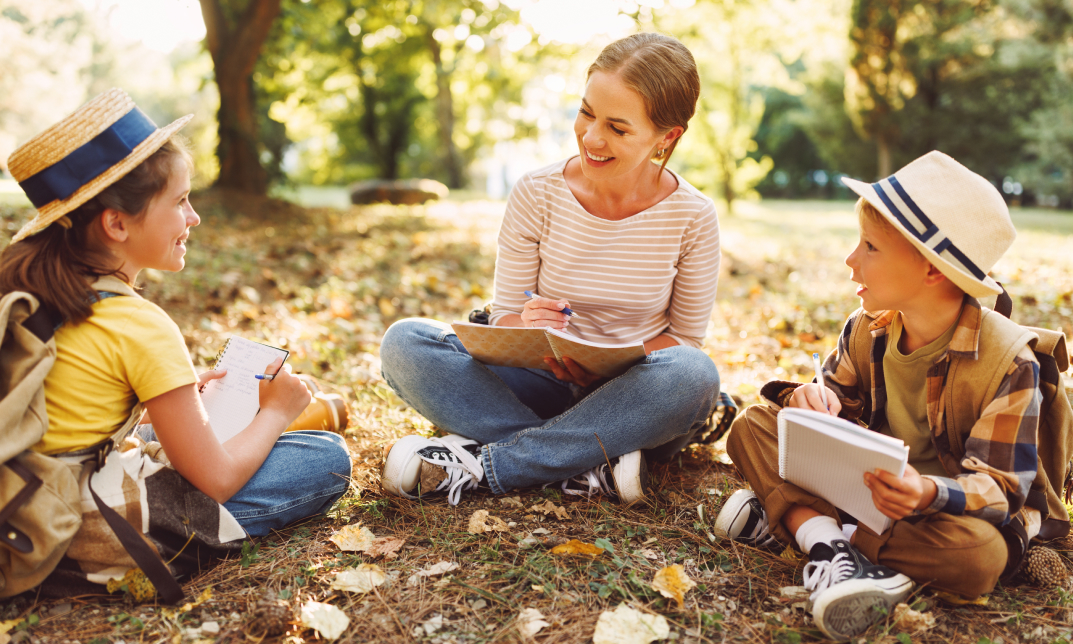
[717,151,1042,640]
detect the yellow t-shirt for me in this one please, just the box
[35,289,199,455]
[880,312,958,477]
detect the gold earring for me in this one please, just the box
[656,149,665,159]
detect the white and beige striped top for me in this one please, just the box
[489,158,721,349]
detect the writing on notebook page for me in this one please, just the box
[201,337,289,443]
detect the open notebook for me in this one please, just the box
[200,336,290,442]
[451,322,646,379]
[777,407,909,534]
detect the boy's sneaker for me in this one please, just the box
[804,539,914,640]
[553,450,649,506]
[381,434,484,505]
[713,489,781,550]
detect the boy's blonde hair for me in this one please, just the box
[855,198,924,260]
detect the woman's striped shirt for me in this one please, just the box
[489,158,721,348]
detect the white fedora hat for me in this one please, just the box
[7,88,192,243]
[842,151,1015,298]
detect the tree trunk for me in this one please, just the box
[427,34,464,189]
[199,0,281,194]
[876,132,892,179]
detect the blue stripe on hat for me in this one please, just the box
[871,179,987,281]
[18,108,158,209]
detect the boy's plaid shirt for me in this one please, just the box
[770,297,1041,526]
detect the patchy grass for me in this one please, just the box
[2,195,1072,643]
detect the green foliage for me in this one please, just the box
[240,540,261,569]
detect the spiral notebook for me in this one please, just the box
[200,336,289,442]
[450,322,646,378]
[777,407,909,534]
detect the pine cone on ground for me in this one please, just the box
[1024,546,1069,588]
[247,598,293,637]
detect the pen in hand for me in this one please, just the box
[812,352,829,411]
[523,290,581,318]
[255,374,275,381]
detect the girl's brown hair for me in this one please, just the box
[587,32,701,176]
[0,138,192,324]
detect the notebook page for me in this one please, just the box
[778,408,908,534]
[451,322,554,370]
[544,328,646,378]
[200,337,289,443]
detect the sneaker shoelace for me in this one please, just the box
[424,436,484,506]
[556,463,613,498]
[745,511,781,549]
[803,551,856,601]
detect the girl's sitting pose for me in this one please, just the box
[1,89,352,561]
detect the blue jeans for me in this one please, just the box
[380,318,720,495]
[138,427,351,537]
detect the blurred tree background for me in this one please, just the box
[2,0,1072,209]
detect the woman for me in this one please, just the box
[0,89,351,590]
[380,33,721,506]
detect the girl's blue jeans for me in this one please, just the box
[138,427,351,537]
[380,318,720,495]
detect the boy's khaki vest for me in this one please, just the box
[849,307,1072,575]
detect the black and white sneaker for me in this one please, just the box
[804,539,914,640]
[553,450,649,506]
[713,489,781,550]
[381,434,484,505]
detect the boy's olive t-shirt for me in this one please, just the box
[34,296,198,455]
[879,312,958,477]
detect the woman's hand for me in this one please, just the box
[257,358,312,426]
[545,356,601,388]
[864,464,937,521]
[521,295,572,330]
[788,384,842,416]
[197,368,227,393]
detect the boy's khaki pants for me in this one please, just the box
[725,404,1009,598]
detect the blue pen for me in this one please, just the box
[524,291,581,318]
[254,374,275,380]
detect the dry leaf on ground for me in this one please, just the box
[651,564,696,609]
[551,539,604,557]
[300,601,349,640]
[893,603,937,632]
[366,536,405,559]
[329,524,376,552]
[420,614,444,636]
[500,496,524,507]
[530,499,570,519]
[407,561,459,586]
[468,509,510,534]
[331,564,387,593]
[517,608,550,638]
[592,604,669,644]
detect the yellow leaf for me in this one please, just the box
[105,568,156,602]
[0,619,20,636]
[331,564,387,593]
[933,590,989,606]
[651,564,696,609]
[530,499,570,520]
[161,586,213,619]
[330,524,376,551]
[592,604,669,644]
[467,509,510,534]
[550,539,604,557]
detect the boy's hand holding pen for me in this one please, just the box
[520,290,580,330]
[787,352,842,416]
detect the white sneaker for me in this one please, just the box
[713,489,781,550]
[804,539,915,640]
[381,434,484,506]
[553,450,649,506]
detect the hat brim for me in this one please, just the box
[842,176,1001,298]
[11,114,194,243]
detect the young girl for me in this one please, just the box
[1,89,351,548]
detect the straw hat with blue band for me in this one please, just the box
[841,150,1016,298]
[6,88,193,244]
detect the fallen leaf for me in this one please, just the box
[420,614,444,636]
[592,604,669,644]
[893,603,936,631]
[161,587,213,619]
[407,561,459,586]
[530,499,570,520]
[300,600,349,640]
[331,564,387,593]
[517,607,550,638]
[933,590,989,606]
[105,568,156,601]
[651,564,696,609]
[366,537,405,559]
[550,539,604,557]
[779,586,810,601]
[330,524,376,552]
[500,496,524,507]
[468,509,510,534]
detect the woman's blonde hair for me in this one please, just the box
[587,32,700,176]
